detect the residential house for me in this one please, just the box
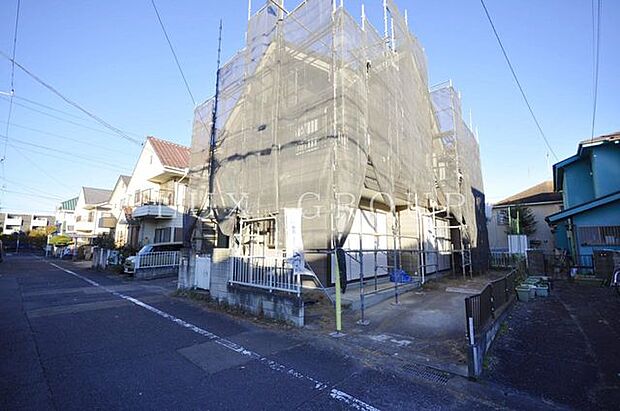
[122,136,189,248]
[74,187,113,245]
[547,132,620,263]
[55,197,78,235]
[0,212,56,234]
[488,181,562,253]
[100,175,131,247]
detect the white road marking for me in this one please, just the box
[48,262,379,411]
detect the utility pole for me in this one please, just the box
[207,19,223,215]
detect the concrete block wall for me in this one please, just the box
[178,248,304,327]
[135,266,178,280]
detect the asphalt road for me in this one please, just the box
[1,254,498,411]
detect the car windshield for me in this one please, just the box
[138,245,152,255]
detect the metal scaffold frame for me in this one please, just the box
[186,0,485,329]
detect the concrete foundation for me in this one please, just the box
[179,249,305,327]
[135,266,179,280]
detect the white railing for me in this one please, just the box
[135,251,181,269]
[229,256,300,295]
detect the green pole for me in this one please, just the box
[507,206,512,234]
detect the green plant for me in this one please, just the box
[92,233,115,249]
[505,206,537,236]
[49,234,73,247]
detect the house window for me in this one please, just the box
[154,227,172,243]
[87,212,94,222]
[497,209,508,225]
[578,226,620,246]
[174,227,184,242]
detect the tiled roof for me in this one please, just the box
[495,180,562,206]
[579,131,620,146]
[147,136,190,169]
[83,187,113,205]
[60,197,78,211]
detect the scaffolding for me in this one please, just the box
[187,0,484,285]
[431,82,484,276]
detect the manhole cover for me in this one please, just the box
[401,363,452,385]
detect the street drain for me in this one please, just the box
[401,363,452,385]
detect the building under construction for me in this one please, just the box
[186,0,487,291]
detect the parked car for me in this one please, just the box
[123,242,183,274]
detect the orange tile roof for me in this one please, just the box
[147,136,190,169]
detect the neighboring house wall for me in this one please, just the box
[562,158,594,208]
[0,212,55,234]
[549,134,620,259]
[572,201,620,256]
[55,209,76,235]
[488,203,561,253]
[591,144,620,198]
[74,189,112,244]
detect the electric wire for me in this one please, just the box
[0,134,130,171]
[479,0,559,161]
[1,0,22,205]
[0,95,141,139]
[590,0,602,141]
[150,0,197,106]
[0,120,134,156]
[8,143,74,190]
[10,94,141,138]
[0,50,142,146]
[2,189,65,202]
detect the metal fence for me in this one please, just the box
[489,252,524,269]
[465,269,517,339]
[135,251,181,269]
[575,254,594,269]
[229,256,300,295]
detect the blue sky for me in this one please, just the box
[0,0,618,213]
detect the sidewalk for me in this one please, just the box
[483,280,620,409]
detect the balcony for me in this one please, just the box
[75,220,95,233]
[98,215,118,229]
[5,216,22,227]
[132,188,177,219]
[31,219,48,228]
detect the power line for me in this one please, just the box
[12,94,142,138]
[479,0,559,161]
[2,189,65,202]
[0,134,130,171]
[0,120,133,156]
[0,50,143,146]
[1,0,22,184]
[590,0,602,140]
[4,140,131,174]
[150,0,197,106]
[7,143,74,190]
[0,95,141,139]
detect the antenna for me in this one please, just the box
[207,19,223,208]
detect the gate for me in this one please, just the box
[194,255,211,290]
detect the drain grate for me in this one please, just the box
[401,363,452,385]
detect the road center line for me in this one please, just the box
[48,262,379,411]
